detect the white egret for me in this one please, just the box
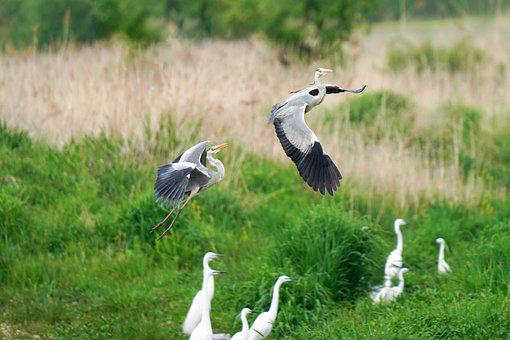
[372,268,409,304]
[151,141,228,239]
[189,269,227,340]
[247,276,298,340]
[268,68,366,195]
[183,252,224,335]
[384,219,406,282]
[231,308,253,340]
[435,238,452,274]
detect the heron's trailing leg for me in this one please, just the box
[157,196,192,239]
[150,207,176,233]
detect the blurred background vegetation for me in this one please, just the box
[0,0,508,57]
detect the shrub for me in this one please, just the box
[387,40,486,74]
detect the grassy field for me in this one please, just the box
[1,17,510,339]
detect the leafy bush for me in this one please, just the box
[388,40,486,74]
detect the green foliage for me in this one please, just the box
[387,40,486,74]
[0,0,164,49]
[0,121,509,338]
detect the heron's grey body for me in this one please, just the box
[269,68,365,195]
[152,140,226,238]
[155,141,215,209]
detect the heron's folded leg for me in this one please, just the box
[150,207,176,233]
[157,197,192,239]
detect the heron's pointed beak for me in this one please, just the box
[211,143,228,151]
[323,68,333,73]
[213,253,225,259]
[213,270,227,275]
[288,277,299,281]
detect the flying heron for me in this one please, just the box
[151,141,227,239]
[268,68,366,195]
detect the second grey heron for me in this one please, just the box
[268,68,366,195]
[151,141,228,239]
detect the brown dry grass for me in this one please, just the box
[1,17,509,207]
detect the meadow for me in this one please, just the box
[1,17,510,338]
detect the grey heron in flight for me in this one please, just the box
[151,141,228,239]
[268,68,366,195]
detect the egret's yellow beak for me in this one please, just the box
[211,143,228,151]
[323,68,333,73]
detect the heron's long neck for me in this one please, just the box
[202,260,211,291]
[207,154,225,184]
[241,312,249,332]
[395,225,403,253]
[438,243,445,261]
[314,73,324,86]
[268,281,283,318]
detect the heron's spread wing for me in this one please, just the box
[273,105,342,195]
[154,162,195,208]
[325,84,366,94]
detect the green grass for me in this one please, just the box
[0,121,509,338]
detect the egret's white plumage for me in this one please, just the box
[384,219,406,281]
[436,238,452,274]
[247,276,297,340]
[189,270,226,340]
[183,252,224,335]
[269,68,365,195]
[372,268,409,304]
[231,308,253,340]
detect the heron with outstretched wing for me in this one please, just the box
[151,141,227,239]
[268,68,366,195]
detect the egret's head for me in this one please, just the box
[277,275,299,284]
[315,67,333,78]
[395,218,406,227]
[208,142,228,155]
[241,308,253,316]
[204,251,224,263]
[435,238,445,245]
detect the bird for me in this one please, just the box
[150,141,228,239]
[189,269,227,340]
[372,268,409,304]
[384,219,407,282]
[435,238,452,274]
[247,276,298,340]
[183,252,224,335]
[231,308,253,340]
[268,67,366,195]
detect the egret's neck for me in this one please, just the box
[202,260,211,291]
[268,281,283,318]
[201,282,212,328]
[395,224,403,253]
[207,154,225,185]
[241,312,250,332]
[438,242,445,261]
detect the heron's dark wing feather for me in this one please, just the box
[325,84,366,94]
[273,106,341,195]
[154,162,195,208]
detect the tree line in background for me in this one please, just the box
[0,0,507,57]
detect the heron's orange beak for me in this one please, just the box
[211,143,228,151]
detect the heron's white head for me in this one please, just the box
[315,67,333,78]
[435,238,445,245]
[208,143,228,155]
[204,251,224,263]
[277,275,299,285]
[241,308,253,317]
[395,218,406,228]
